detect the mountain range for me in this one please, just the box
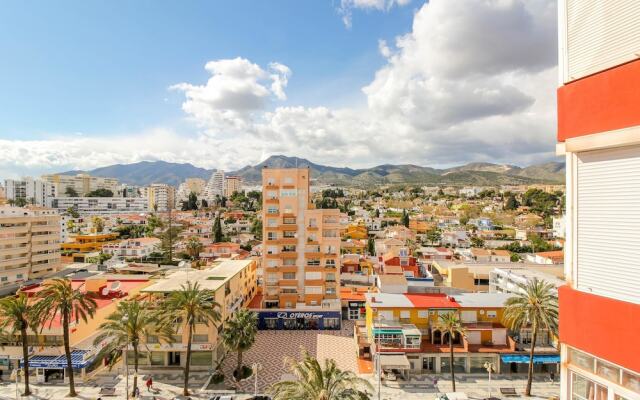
[60,156,565,187]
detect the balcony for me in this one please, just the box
[265,197,279,204]
[280,252,298,259]
[278,279,298,287]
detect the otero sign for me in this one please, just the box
[276,312,322,319]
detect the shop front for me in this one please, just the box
[257,310,342,330]
[21,350,97,383]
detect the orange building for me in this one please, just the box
[261,168,341,310]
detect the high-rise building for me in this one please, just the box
[204,171,225,201]
[0,206,61,286]
[557,2,640,399]
[261,167,341,311]
[144,184,176,212]
[224,176,242,197]
[41,173,119,197]
[176,178,206,203]
[4,178,56,206]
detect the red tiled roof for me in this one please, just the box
[405,293,460,308]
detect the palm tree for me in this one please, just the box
[185,236,203,260]
[222,309,258,381]
[269,350,373,400]
[33,278,97,397]
[0,294,37,396]
[163,281,220,395]
[438,312,464,392]
[503,278,558,396]
[94,300,173,397]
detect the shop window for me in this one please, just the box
[150,352,164,366]
[190,351,212,366]
[441,357,466,373]
[193,334,208,343]
[265,318,278,330]
[324,318,340,329]
[470,357,495,373]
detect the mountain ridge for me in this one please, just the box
[59,155,565,187]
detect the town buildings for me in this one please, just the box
[557,1,640,399]
[49,196,149,215]
[101,237,161,260]
[260,167,342,328]
[41,174,120,197]
[4,178,56,206]
[176,177,206,203]
[143,183,176,212]
[0,206,61,287]
[204,170,225,201]
[224,175,242,197]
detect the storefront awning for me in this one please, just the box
[380,354,411,370]
[373,328,403,335]
[501,354,560,364]
[20,350,91,369]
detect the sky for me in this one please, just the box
[0,0,559,179]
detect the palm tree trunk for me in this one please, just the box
[132,344,139,397]
[183,323,193,396]
[62,310,77,397]
[236,350,243,378]
[526,329,537,396]
[449,333,456,392]
[20,325,31,396]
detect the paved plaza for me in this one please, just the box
[0,322,560,399]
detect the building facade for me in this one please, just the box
[261,168,342,316]
[144,184,176,212]
[0,206,61,286]
[557,1,640,399]
[4,178,56,206]
[224,175,242,197]
[204,171,225,201]
[49,196,149,215]
[41,174,119,197]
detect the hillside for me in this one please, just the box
[59,155,565,187]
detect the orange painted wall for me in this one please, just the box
[559,285,640,373]
[557,59,640,142]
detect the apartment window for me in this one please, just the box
[267,207,279,214]
[146,335,159,344]
[281,288,297,294]
[267,232,277,240]
[305,286,323,295]
[284,177,293,184]
[1,277,7,282]
[267,219,277,227]
[305,271,321,280]
[283,258,296,266]
[400,310,410,319]
[280,189,297,197]
[267,246,277,255]
[326,273,336,282]
[571,372,608,400]
[267,191,277,199]
[418,310,429,319]
[268,260,278,267]
[193,334,208,343]
[307,259,320,266]
[283,272,296,280]
[325,259,336,267]
[309,218,317,227]
[16,274,23,279]
[486,310,497,318]
[283,217,296,224]
[568,348,595,372]
[326,287,336,295]
[283,231,296,238]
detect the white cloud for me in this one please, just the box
[1,0,559,179]
[338,0,411,28]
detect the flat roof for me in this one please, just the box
[454,293,514,308]
[365,293,414,308]
[141,259,253,293]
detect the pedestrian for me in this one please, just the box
[133,386,140,397]
[146,376,153,392]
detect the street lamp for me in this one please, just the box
[252,362,262,396]
[483,361,495,399]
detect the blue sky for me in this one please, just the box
[0,0,414,139]
[0,0,558,178]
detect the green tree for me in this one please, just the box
[66,206,80,218]
[470,237,485,248]
[163,282,221,396]
[401,210,410,227]
[213,213,223,242]
[64,186,79,197]
[185,236,203,260]
[366,237,375,256]
[86,188,114,197]
[34,278,97,397]
[505,194,519,210]
[0,294,37,396]
[269,350,373,400]
[222,309,258,381]
[503,278,558,396]
[94,300,172,397]
[438,312,465,392]
[91,216,105,233]
[426,229,441,245]
[250,218,263,241]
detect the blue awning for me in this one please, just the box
[20,350,91,369]
[501,354,560,364]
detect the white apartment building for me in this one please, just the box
[4,178,56,206]
[102,237,161,259]
[41,173,120,197]
[203,171,225,201]
[49,196,149,215]
[489,268,563,295]
[552,215,566,239]
[0,206,61,286]
[143,184,176,212]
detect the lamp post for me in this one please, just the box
[252,362,261,396]
[484,361,495,399]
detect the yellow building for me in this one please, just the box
[342,239,366,255]
[262,168,341,309]
[357,292,556,375]
[343,224,368,240]
[0,206,61,286]
[62,232,119,262]
[139,259,257,369]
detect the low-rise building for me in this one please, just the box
[49,196,149,215]
[469,248,511,263]
[102,237,161,259]
[526,250,564,265]
[62,233,120,262]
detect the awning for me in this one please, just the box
[373,328,403,335]
[501,354,560,364]
[20,350,91,369]
[380,354,410,370]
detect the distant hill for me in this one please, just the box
[59,155,565,187]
